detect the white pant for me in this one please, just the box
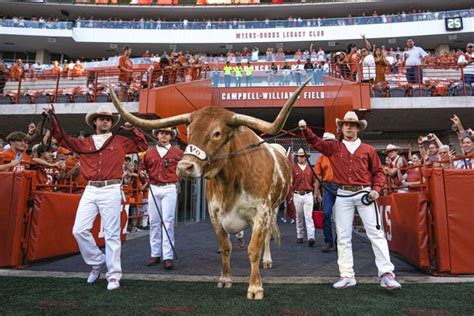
[334,188,395,278]
[293,192,315,240]
[72,184,122,281]
[148,184,177,260]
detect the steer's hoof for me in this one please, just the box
[263,261,273,269]
[247,289,264,300]
[217,279,232,289]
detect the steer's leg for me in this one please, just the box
[262,208,279,269]
[247,209,269,300]
[262,232,272,269]
[210,214,233,289]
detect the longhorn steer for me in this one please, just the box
[110,78,310,299]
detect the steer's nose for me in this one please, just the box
[177,160,197,177]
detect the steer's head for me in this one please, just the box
[110,77,311,179]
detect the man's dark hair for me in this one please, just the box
[347,43,356,53]
[123,46,131,52]
[6,131,27,143]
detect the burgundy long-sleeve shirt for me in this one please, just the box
[139,145,183,184]
[291,164,316,192]
[303,128,385,193]
[51,115,148,181]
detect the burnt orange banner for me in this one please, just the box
[378,192,430,269]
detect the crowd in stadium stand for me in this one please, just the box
[383,114,473,193]
[1,8,472,30]
[1,40,472,102]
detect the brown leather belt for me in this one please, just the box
[153,182,177,187]
[294,190,312,196]
[88,179,122,187]
[337,184,366,192]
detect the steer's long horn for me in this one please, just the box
[110,85,191,129]
[231,77,311,135]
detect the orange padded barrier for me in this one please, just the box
[26,191,127,262]
[425,168,451,273]
[0,171,35,267]
[441,169,474,274]
[378,192,430,269]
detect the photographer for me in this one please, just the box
[417,133,442,166]
[451,114,473,169]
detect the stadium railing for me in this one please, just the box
[1,9,472,30]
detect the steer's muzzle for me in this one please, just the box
[177,160,202,178]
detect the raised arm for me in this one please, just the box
[44,106,86,154]
[121,122,148,153]
[361,34,372,51]
[298,120,337,157]
[417,136,428,162]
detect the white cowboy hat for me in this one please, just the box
[152,127,178,139]
[295,148,310,157]
[322,132,336,141]
[85,104,120,129]
[386,144,401,152]
[335,111,367,131]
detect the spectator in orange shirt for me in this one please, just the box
[51,60,63,77]
[118,46,134,101]
[11,59,24,81]
[314,132,337,252]
[72,60,84,78]
[0,131,32,172]
[345,43,360,81]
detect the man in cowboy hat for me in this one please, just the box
[139,126,183,269]
[384,144,408,188]
[45,104,147,291]
[314,132,337,252]
[299,111,401,290]
[291,148,318,247]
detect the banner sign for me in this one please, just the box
[212,86,325,108]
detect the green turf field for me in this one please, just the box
[1,277,473,315]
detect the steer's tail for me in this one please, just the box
[270,208,281,246]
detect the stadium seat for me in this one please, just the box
[454,86,473,97]
[35,94,52,104]
[412,88,431,97]
[389,87,406,97]
[95,93,109,103]
[373,87,386,97]
[0,95,13,104]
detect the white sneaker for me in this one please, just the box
[333,277,357,289]
[87,268,101,284]
[380,273,401,290]
[107,279,120,291]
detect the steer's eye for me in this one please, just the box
[213,131,221,139]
